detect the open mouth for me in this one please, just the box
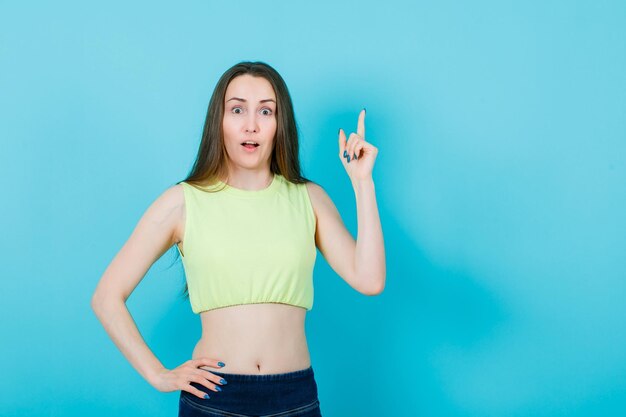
[241,141,260,149]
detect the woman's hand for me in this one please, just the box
[338,109,378,182]
[151,358,227,399]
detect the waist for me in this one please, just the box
[182,366,320,416]
[193,303,310,374]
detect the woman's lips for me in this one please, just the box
[241,143,259,152]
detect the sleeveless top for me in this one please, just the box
[176,174,317,314]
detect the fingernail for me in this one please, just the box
[215,386,222,392]
[338,128,341,135]
[220,379,228,385]
[353,153,357,160]
[364,107,366,114]
[347,155,351,163]
[343,150,348,158]
[218,362,225,367]
[204,394,210,399]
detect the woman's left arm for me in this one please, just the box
[350,176,386,294]
[306,109,385,295]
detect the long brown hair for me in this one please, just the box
[171,61,312,300]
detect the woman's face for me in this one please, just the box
[222,74,277,171]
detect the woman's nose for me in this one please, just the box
[245,114,259,133]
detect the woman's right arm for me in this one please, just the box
[90,184,225,398]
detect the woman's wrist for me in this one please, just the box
[351,177,375,190]
[148,366,168,388]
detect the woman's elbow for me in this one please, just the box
[361,276,385,296]
[91,291,108,315]
[90,290,125,316]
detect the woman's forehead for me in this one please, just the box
[225,74,276,102]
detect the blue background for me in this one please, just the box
[1,1,625,416]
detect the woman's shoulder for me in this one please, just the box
[150,183,186,243]
[141,183,185,214]
[134,183,186,228]
[303,179,328,199]
[302,180,334,220]
[163,182,186,204]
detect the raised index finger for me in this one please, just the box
[357,108,366,139]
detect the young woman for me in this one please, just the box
[91,61,386,417]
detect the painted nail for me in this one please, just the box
[347,155,351,163]
[343,150,348,158]
[215,386,222,392]
[220,379,228,385]
[218,362,225,367]
[204,394,210,399]
[353,153,357,160]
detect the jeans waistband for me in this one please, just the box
[207,365,314,382]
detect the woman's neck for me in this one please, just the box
[221,169,274,191]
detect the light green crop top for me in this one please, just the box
[176,174,317,314]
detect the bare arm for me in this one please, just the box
[91,184,227,398]
[352,178,386,293]
[91,184,183,386]
[306,179,385,295]
[339,109,385,294]
[307,109,386,295]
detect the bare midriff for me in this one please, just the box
[193,302,311,375]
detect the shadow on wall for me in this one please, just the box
[335,205,508,416]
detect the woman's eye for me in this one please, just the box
[261,108,273,116]
[232,107,243,114]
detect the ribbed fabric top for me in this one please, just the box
[177,174,317,314]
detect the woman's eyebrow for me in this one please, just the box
[226,97,276,103]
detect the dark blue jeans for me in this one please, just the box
[178,366,322,417]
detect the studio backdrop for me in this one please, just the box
[1,1,625,416]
